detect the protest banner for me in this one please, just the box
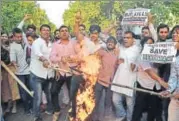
[141,42,177,63]
[121,8,150,26]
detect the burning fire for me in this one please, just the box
[70,54,101,121]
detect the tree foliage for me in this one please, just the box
[1,1,56,33]
[63,0,179,33]
[63,1,123,33]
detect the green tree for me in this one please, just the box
[63,1,123,33]
[63,1,179,33]
[1,1,56,33]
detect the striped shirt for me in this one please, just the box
[10,42,29,75]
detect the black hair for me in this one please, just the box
[140,37,154,51]
[40,24,51,31]
[117,27,122,31]
[157,24,169,33]
[169,25,179,39]
[142,26,149,31]
[79,24,86,30]
[54,29,59,35]
[89,25,101,33]
[26,32,36,40]
[59,25,69,32]
[1,31,8,36]
[171,25,179,35]
[107,36,117,45]
[124,31,135,38]
[27,24,36,31]
[12,28,22,35]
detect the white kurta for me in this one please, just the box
[111,45,140,97]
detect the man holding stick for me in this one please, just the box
[50,25,77,121]
[30,24,54,121]
[132,37,168,121]
[160,25,179,121]
[10,28,32,114]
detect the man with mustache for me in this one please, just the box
[50,25,77,121]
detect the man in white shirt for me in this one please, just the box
[10,28,32,114]
[111,31,141,121]
[30,24,54,121]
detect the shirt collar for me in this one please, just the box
[57,39,71,45]
[40,37,52,47]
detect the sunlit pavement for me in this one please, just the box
[3,90,151,121]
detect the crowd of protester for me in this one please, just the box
[1,12,179,121]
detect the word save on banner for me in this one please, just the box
[141,42,177,63]
[122,8,150,26]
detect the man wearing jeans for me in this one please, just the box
[30,24,54,121]
[111,31,140,121]
[10,28,32,114]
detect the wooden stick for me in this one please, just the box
[50,66,172,98]
[1,61,34,97]
[51,67,72,74]
[100,80,173,98]
[112,83,161,96]
[50,66,88,75]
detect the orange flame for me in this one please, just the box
[70,54,101,121]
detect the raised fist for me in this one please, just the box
[75,11,82,23]
[23,14,32,21]
[147,13,154,24]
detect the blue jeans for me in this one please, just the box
[16,74,32,112]
[1,117,4,121]
[112,92,135,121]
[91,82,113,120]
[30,72,53,118]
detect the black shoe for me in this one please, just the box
[25,111,31,116]
[25,109,32,115]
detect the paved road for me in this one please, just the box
[3,90,149,121]
[4,89,71,121]
[4,104,116,121]
[4,104,69,121]
[4,90,116,121]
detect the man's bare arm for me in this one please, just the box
[145,69,168,89]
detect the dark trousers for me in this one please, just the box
[70,75,84,118]
[30,72,53,118]
[51,75,71,112]
[162,98,170,121]
[91,82,112,120]
[154,88,163,121]
[132,83,162,121]
[17,74,32,112]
